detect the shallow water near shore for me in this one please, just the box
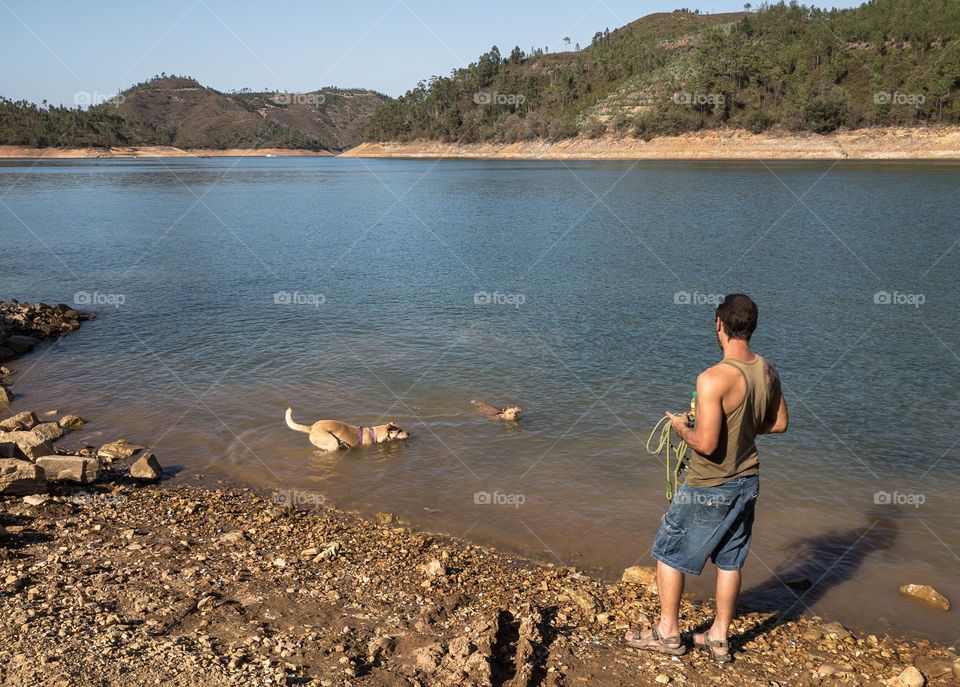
[2,157,958,642]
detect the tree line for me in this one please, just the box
[362,0,960,142]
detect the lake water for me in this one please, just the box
[2,157,958,642]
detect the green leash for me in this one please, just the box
[646,416,689,501]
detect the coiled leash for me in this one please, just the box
[646,416,689,501]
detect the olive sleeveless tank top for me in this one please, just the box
[685,355,777,488]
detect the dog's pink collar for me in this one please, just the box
[358,426,377,446]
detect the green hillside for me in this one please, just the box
[362,0,960,142]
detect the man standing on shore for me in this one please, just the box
[625,294,789,662]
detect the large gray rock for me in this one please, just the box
[35,455,100,484]
[0,411,39,431]
[0,430,54,460]
[130,451,162,481]
[0,458,47,495]
[31,422,64,442]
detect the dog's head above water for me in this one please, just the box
[383,422,409,440]
[498,406,522,422]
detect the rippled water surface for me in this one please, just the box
[2,157,958,641]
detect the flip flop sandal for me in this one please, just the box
[623,626,687,656]
[693,635,733,663]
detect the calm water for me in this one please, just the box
[1,157,958,642]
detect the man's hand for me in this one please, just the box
[666,411,688,437]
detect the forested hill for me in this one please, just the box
[362,0,960,143]
[0,77,389,151]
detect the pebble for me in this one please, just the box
[899,584,951,612]
[896,665,925,687]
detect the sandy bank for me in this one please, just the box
[0,145,332,159]
[342,127,960,160]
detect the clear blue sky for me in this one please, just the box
[1,0,866,106]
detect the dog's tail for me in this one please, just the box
[284,406,312,434]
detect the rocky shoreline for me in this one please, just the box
[2,300,959,686]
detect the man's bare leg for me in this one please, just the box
[655,560,684,638]
[694,568,740,655]
[624,560,685,647]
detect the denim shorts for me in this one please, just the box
[651,475,759,575]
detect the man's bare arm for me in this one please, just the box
[763,391,789,434]
[667,369,723,455]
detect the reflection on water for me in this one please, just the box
[2,158,959,641]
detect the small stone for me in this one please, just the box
[58,415,85,431]
[98,439,141,460]
[273,558,287,568]
[896,666,925,687]
[655,674,670,684]
[22,494,49,506]
[816,664,838,678]
[219,530,247,545]
[130,452,162,481]
[819,621,851,639]
[899,584,950,611]
[621,565,657,587]
[424,559,446,577]
[313,543,339,562]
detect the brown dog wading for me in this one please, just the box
[284,407,409,451]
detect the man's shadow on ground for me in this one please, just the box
[711,505,900,644]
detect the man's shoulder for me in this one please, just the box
[697,363,741,393]
[700,361,742,381]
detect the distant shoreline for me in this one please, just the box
[0,145,333,159]
[342,126,960,160]
[7,128,960,160]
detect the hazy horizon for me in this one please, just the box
[2,0,865,107]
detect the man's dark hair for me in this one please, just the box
[716,294,758,341]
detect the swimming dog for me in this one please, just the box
[472,400,522,422]
[285,407,409,451]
